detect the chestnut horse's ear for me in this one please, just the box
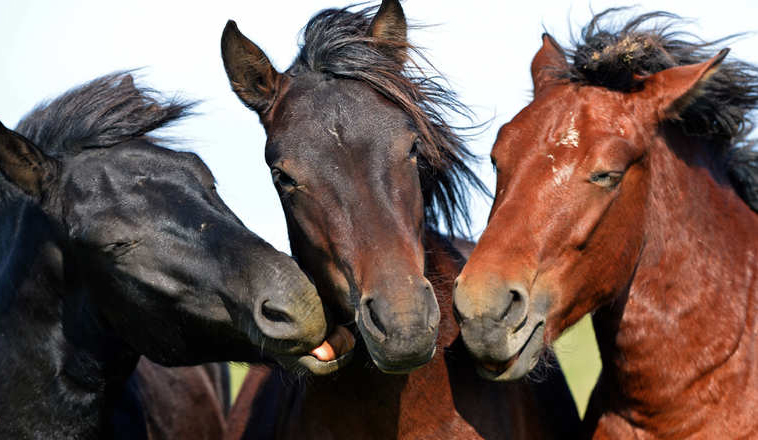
[641,49,729,120]
[367,0,408,64]
[0,120,57,200]
[531,33,568,96]
[221,20,281,115]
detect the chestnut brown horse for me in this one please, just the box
[453,10,758,439]
[221,1,580,438]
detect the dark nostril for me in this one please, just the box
[498,289,523,321]
[365,298,388,337]
[261,300,294,324]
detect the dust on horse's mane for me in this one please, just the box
[15,72,194,157]
[557,9,758,211]
[289,4,488,237]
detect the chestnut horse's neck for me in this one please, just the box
[229,229,578,440]
[588,126,758,438]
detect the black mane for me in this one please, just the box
[14,72,193,157]
[290,5,488,236]
[558,9,758,211]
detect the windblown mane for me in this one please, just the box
[558,9,758,211]
[14,72,193,157]
[289,5,488,236]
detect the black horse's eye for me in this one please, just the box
[102,240,140,257]
[272,168,298,189]
[589,171,624,188]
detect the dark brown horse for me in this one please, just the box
[453,10,758,438]
[221,1,580,438]
[0,73,328,439]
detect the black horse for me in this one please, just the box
[0,73,327,439]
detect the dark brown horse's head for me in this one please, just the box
[454,24,735,380]
[222,0,483,374]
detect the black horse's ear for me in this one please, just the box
[221,20,281,115]
[531,33,568,96]
[367,0,408,64]
[0,121,57,199]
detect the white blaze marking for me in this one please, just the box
[552,164,574,186]
[558,114,580,148]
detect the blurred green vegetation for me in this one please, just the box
[228,315,602,418]
[553,315,602,417]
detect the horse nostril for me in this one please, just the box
[364,298,388,337]
[498,289,521,321]
[261,300,294,324]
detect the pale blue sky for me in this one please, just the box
[2,1,756,251]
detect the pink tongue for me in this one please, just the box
[310,325,355,362]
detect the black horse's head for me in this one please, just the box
[0,74,327,366]
[221,0,485,374]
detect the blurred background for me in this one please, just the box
[2,0,756,417]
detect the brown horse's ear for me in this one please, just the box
[221,20,281,115]
[367,0,408,64]
[531,33,568,96]
[641,49,729,120]
[0,120,57,200]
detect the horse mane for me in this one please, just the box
[557,8,758,211]
[14,71,194,157]
[289,4,489,237]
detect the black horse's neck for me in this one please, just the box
[0,197,139,439]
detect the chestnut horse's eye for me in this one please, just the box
[589,171,624,188]
[272,168,298,190]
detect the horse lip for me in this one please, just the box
[373,345,437,374]
[275,324,359,375]
[294,349,355,375]
[475,321,545,381]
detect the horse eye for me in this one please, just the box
[409,139,420,160]
[271,168,298,189]
[589,171,624,188]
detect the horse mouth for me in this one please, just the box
[475,322,545,381]
[290,324,357,375]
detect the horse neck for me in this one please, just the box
[260,230,473,438]
[0,198,138,438]
[592,127,758,429]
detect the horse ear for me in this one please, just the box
[531,33,568,96]
[641,49,729,120]
[221,20,281,115]
[0,121,57,199]
[367,0,408,64]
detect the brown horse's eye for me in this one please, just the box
[589,171,624,188]
[409,139,420,161]
[272,168,298,190]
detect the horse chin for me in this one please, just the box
[475,322,545,381]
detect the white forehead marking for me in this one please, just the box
[552,164,575,186]
[546,153,555,162]
[558,113,580,148]
[618,126,625,136]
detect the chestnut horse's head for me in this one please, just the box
[221,1,484,374]
[454,11,756,380]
